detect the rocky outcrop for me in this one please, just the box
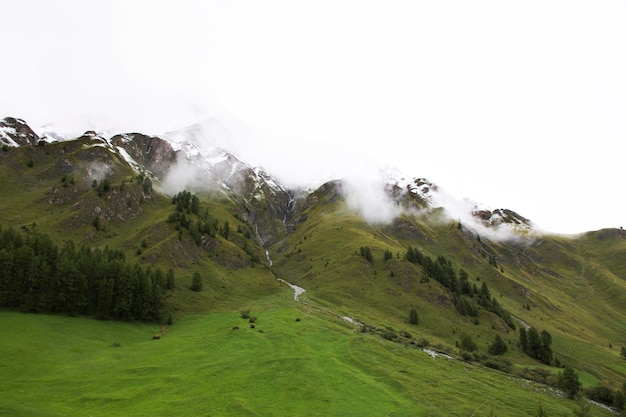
[0,117,41,147]
[472,207,531,229]
[111,133,177,178]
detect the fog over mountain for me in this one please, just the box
[2,1,625,233]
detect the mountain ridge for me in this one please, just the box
[1,116,537,241]
[1,115,626,416]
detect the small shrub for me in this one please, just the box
[381,328,397,341]
[190,271,203,292]
[483,357,513,373]
[459,334,478,352]
[416,338,430,348]
[248,316,257,323]
[27,160,34,168]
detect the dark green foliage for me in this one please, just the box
[520,326,553,364]
[573,395,592,417]
[61,174,75,187]
[383,249,393,261]
[488,334,508,355]
[2,144,8,152]
[613,389,625,411]
[142,177,152,194]
[458,268,471,295]
[242,241,260,263]
[621,346,626,360]
[219,221,230,240]
[408,308,419,325]
[405,246,515,329]
[359,246,373,263]
[585,385,615,408]
[167,190,233,246]
[381,328,397,341]
[482,357,512,373]
[519,327,528,352]
[190,195,200,215]
[27,160,34,168]
[0,226,168,321]
[96,178,111,197]
[459,334,477,352]
[454,295,478,317]
[92,216,102,231]
[190,271,203,292]
[165,268,175,290]
[558,367,582,399]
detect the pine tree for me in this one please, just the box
[558,367,582,399]
[409,308,419,325]
[166,268,175,290]
[488,334,508,356]
[191,271,203,292]
[519,327,528,352]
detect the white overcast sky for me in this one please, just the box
[2,0,625,234]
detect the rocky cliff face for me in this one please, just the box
[111,133,177,179]
[472,207,531,230]
[1,116,536,244]
[0,117,41,147]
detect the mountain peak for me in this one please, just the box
[0,117,40,147]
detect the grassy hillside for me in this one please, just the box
[1,140,625,415]
[0,306,610,417]
[0,141,280,313]
[270,183,626,393]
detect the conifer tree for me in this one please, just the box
[191,271,203,292]
[488,334,508,356]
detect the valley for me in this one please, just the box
[1,116,625,416]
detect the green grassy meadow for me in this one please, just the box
[1,140,625,415]
[0,301,613,417]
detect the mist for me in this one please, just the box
[3,1,625,234]
[342,175,402,224]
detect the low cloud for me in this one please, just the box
[86,162,113,182]
[339,169,536,244]
[342,174,402,224]
[430,187,537,244]
[159,159,211,196]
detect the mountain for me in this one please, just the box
[1,116,625,416]
[0,117,41,146]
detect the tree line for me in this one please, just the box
[405,246,516,329]
[520,326,553,365]
[0,225,173,321]
[168,190,230,246]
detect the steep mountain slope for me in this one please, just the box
[1,116,625,415]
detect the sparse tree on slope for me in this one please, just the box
[191,271,203,292]
[558,367,582,399]
[488,334,508,356]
